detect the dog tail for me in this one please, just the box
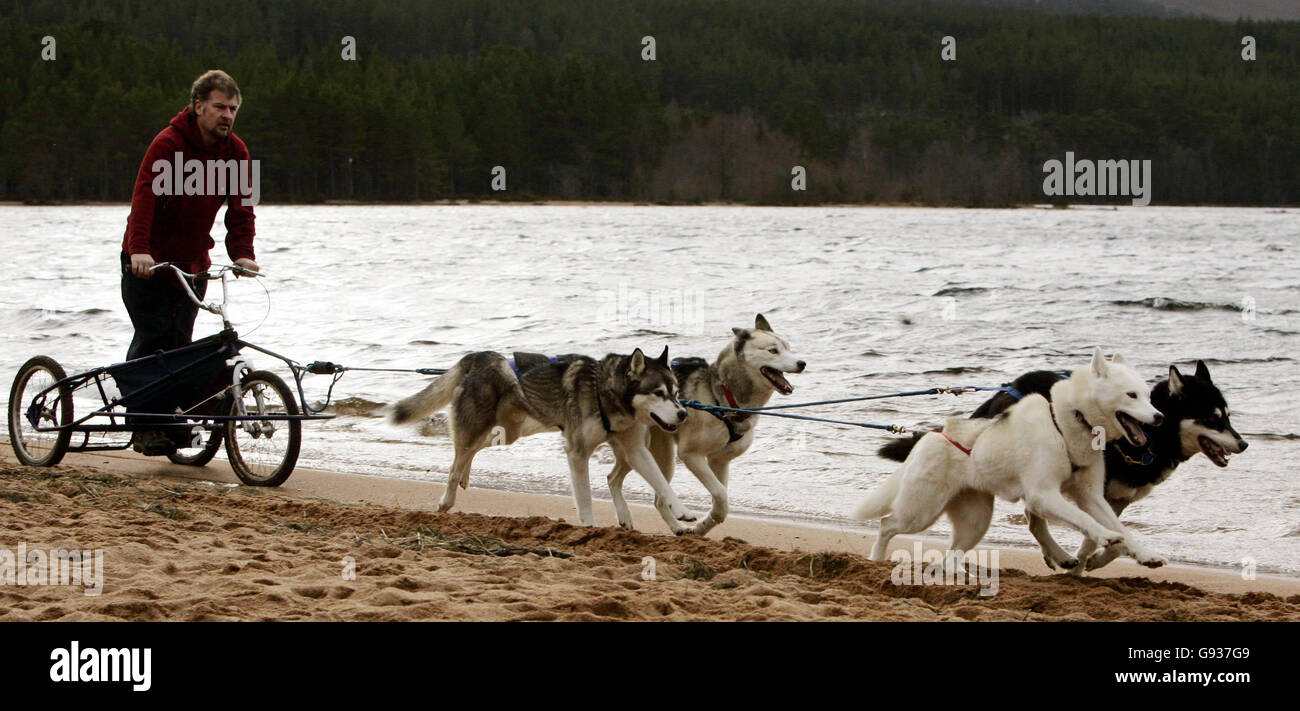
[391,363,464,424]
[877,432,926,462]
[851,471,902,522]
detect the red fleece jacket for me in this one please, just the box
[122,108,256,271]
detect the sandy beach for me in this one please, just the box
[1,444,1298,622]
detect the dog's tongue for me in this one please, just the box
[763,367,794,394]
[1120,414,1147,447]
[1200,437,1229,467]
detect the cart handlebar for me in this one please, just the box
[150,262,264,324]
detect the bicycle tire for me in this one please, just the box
[224,370,301,486]
[8,356,73,467]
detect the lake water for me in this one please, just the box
[1,204,1297,575]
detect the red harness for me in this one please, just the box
[940,432,971,456]
[721,385,751,421]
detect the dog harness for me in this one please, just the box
[1000,371,1071,402]
[1048,403,1087,472]
[939,432,971,456]
[508,355,612,434]
[703,384,750,443]
[508,355,560,379]
[594,392,613,434]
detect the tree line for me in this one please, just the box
[0,0,1296,205]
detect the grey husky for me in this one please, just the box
[606,314,805,535]
[391,347,698,532]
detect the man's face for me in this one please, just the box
[194,89,239,141]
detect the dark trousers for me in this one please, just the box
[120,252,209,440]
[120,252,207,361]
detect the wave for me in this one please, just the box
[1111,297,1241,312]
[16,307,112,317]
[856,366,991,379]
[325,396,386,417]
[1199,356,1295,365]
[933,286,989,296]
[1238,432,1300,441]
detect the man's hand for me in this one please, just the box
[129,253,156,279]
[233,258,260,277]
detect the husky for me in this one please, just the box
[879,360,1246,572]
[606,314,806,535]
[391,347,699,532]
[852,349,1167,572]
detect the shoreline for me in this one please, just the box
[4,445,1298,600]
[3,448,1299,620]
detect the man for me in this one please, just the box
[121,69,259,454]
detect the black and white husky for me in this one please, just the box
[391,347,698,532]
[853,349,1167,571]
[606,314,806,535]
[879,360,1247,572]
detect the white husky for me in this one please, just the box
[852,349,1168,573]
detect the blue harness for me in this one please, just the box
[671,359,744,443]
[511,356,611,433]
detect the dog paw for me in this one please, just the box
[1058,557,1079,570]
[1135,553,1166,569]
[1099,532,1125,548]
[437,502,453,513]
[690,521,714,536]
[1042,556,1057,571]
[617,520,634,531]
[674,509,698,523]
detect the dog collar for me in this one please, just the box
[1113,426,1158,467]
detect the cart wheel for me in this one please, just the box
[167,427,224,467]
[8,356,74,467]
[224,370,301,486]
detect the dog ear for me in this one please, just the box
[1111,352,1129,366]
[655,346,670,366]
[732,327,750,340]
[755,314,773,332]
[629,348,646,377]
[1168,365,1184,396]
[1090,347,1109,378]
[1195,360,1212,382]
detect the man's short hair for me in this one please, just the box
[190,70,241,111]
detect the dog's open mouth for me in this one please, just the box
[1117,412,1147,447]
[651,413,678,433]
[761,366,795,395]
[1199,436,1231,467]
